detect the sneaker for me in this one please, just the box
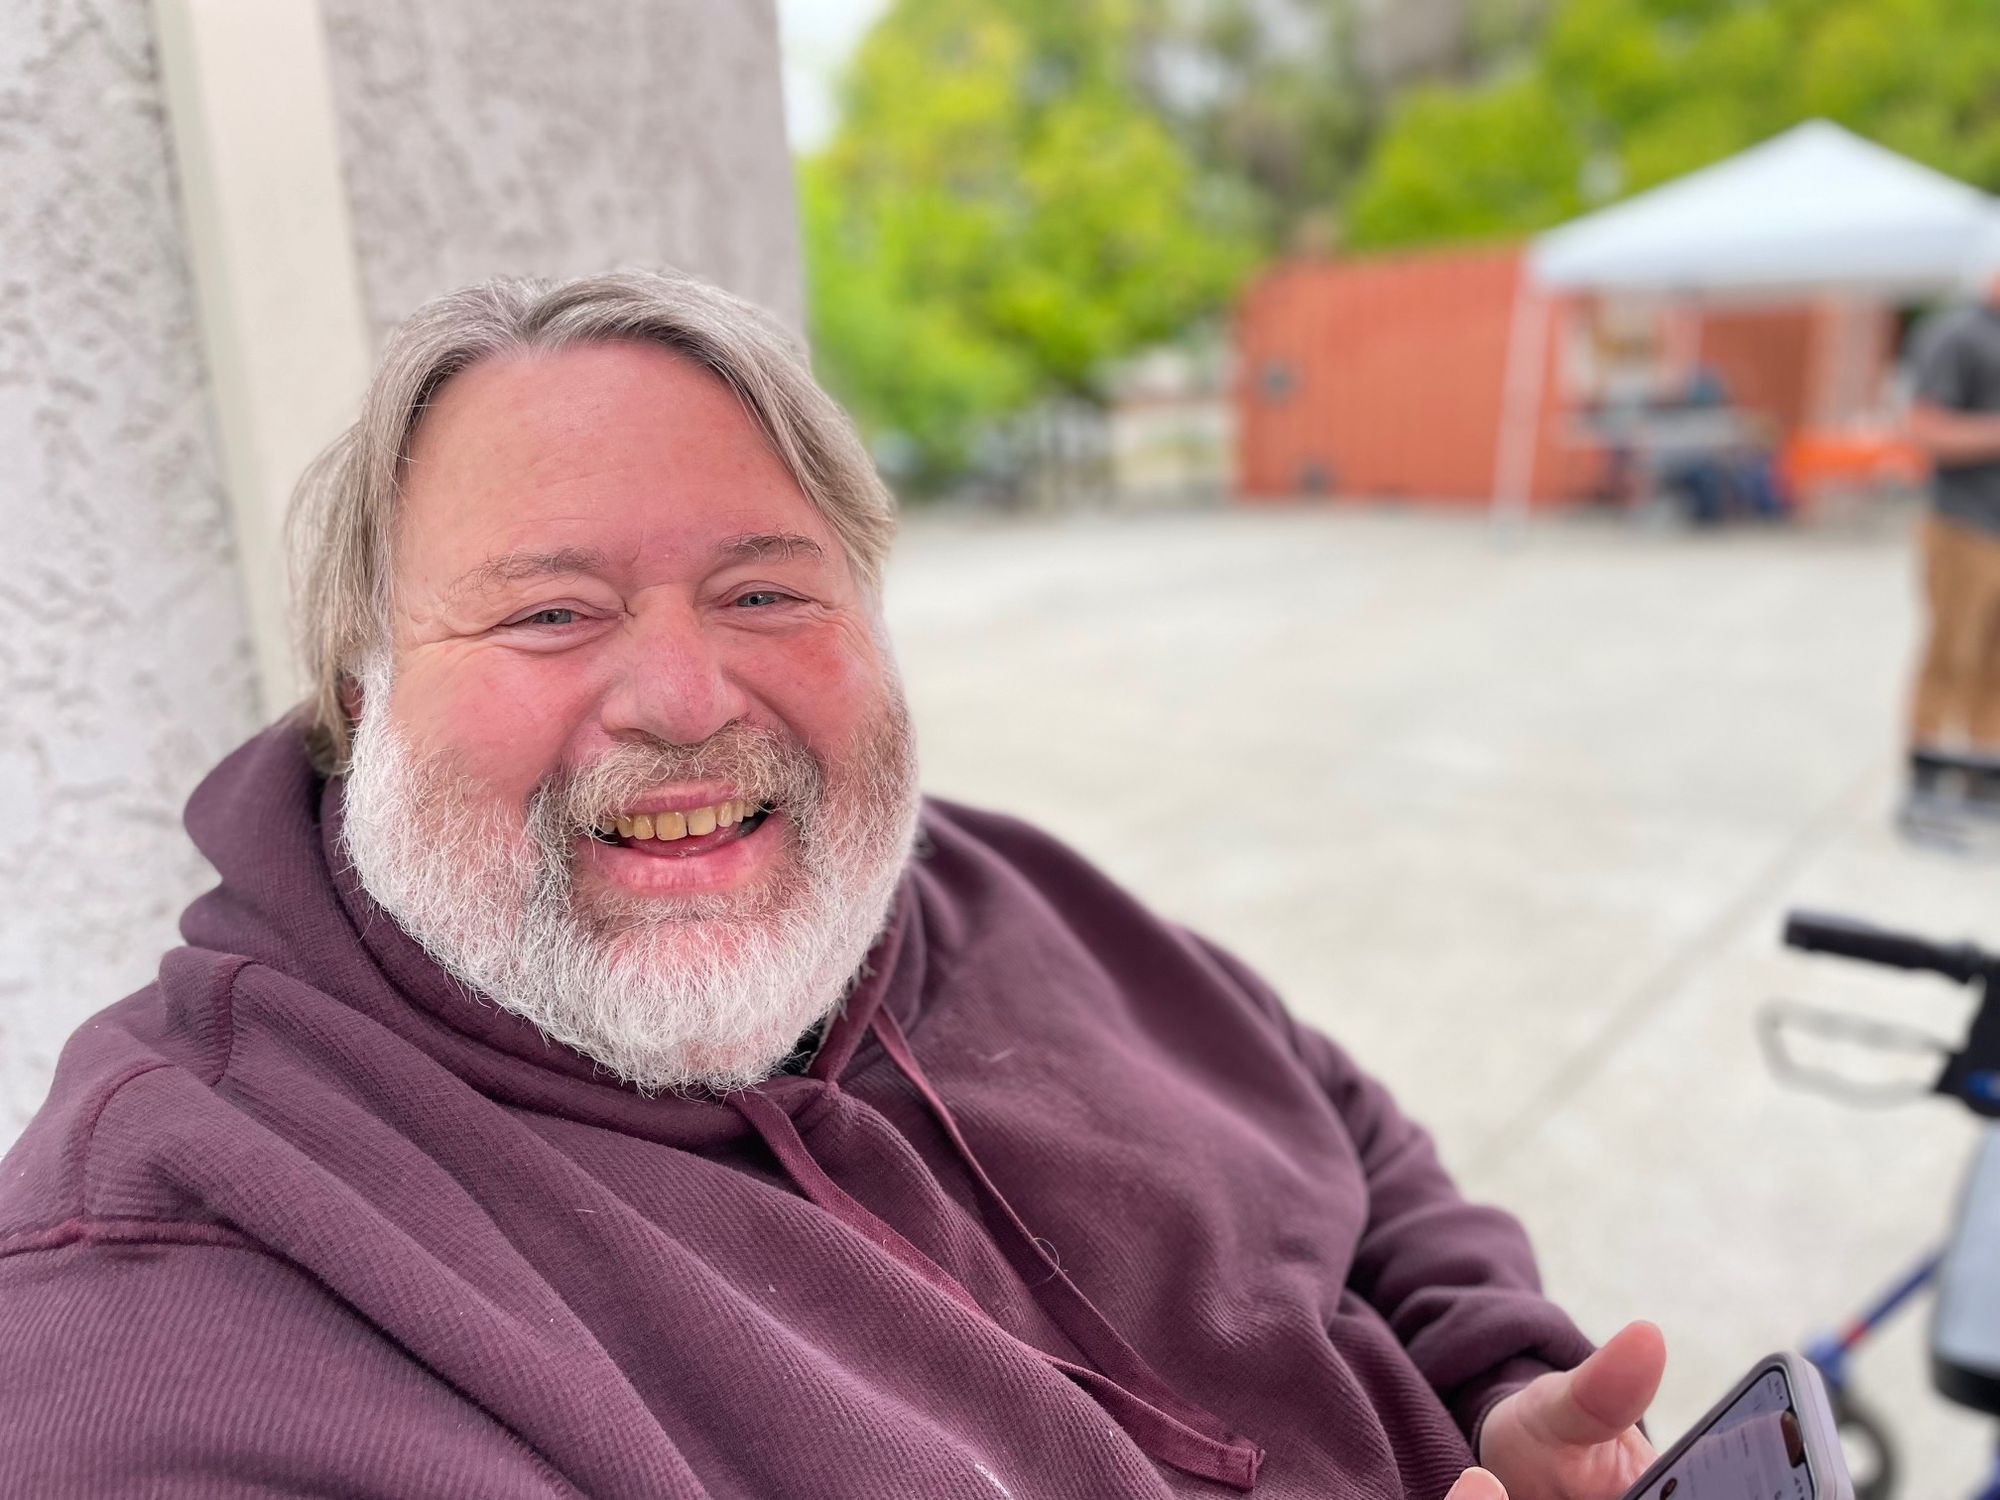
[1899,787,1972,850]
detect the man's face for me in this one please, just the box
[340,340,918,1091]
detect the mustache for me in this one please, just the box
[526,722,825,842]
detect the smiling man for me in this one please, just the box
[336,335,920,1100]
[2,270,1660,1500]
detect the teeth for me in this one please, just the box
[604,799,763,841]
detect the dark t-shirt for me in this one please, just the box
[1911,303,2000,534]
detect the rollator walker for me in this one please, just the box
[1765,910,2000,1500]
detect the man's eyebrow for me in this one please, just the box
[442,536,824,600]
[444,546,611,600]
[714,532,827,564]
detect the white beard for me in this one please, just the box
[337,658,920,1094]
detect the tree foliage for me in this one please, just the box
[1140,0,1371,249]
[801,0,1260,487]
[1347,0,2000,250]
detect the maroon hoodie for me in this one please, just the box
[0,728,1591,1498]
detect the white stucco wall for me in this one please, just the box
[318,0,802,339]
[0,0,800,1142]
[0,1,263,1141]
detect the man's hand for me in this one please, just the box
[1908,401,2000,465]
[1470,1321,1666,1500]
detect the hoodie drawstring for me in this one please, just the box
[729,1012,1264,1492]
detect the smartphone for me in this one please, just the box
[1619,1353,1853,1500]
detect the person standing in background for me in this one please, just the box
[1901,253,2000,833]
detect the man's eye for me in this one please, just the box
[733,591,791,608]
[511,608,579,627]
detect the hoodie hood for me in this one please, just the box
[175,724,923,1149]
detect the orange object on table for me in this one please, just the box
[1779,428,1926,504]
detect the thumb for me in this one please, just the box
[1530,1320,1667,1447]
[1446,1467,1508,1500]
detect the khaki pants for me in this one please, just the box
[1911,511,2000,750]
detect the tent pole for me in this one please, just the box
[1492,267,1552,537]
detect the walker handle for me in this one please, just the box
[1783,910,1990,985]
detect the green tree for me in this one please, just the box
[801,0,1259,488]
[1346,73,1583,247]
[1141,0,1554,251]
[1137,0,1371,250]
[1346,0,2000,251]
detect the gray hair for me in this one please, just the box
[286,267,897,774]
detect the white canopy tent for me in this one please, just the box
[1491,120,2000,520]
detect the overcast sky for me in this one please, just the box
[775,0,891,153]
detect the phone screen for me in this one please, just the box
[1632,1368,1815,1500]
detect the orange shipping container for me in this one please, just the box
[1234,246,1878,507]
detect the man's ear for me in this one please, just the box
[338,671,365,724]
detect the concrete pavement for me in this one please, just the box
[884,499,1998,1498]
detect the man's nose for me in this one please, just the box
[598,603,750,747]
